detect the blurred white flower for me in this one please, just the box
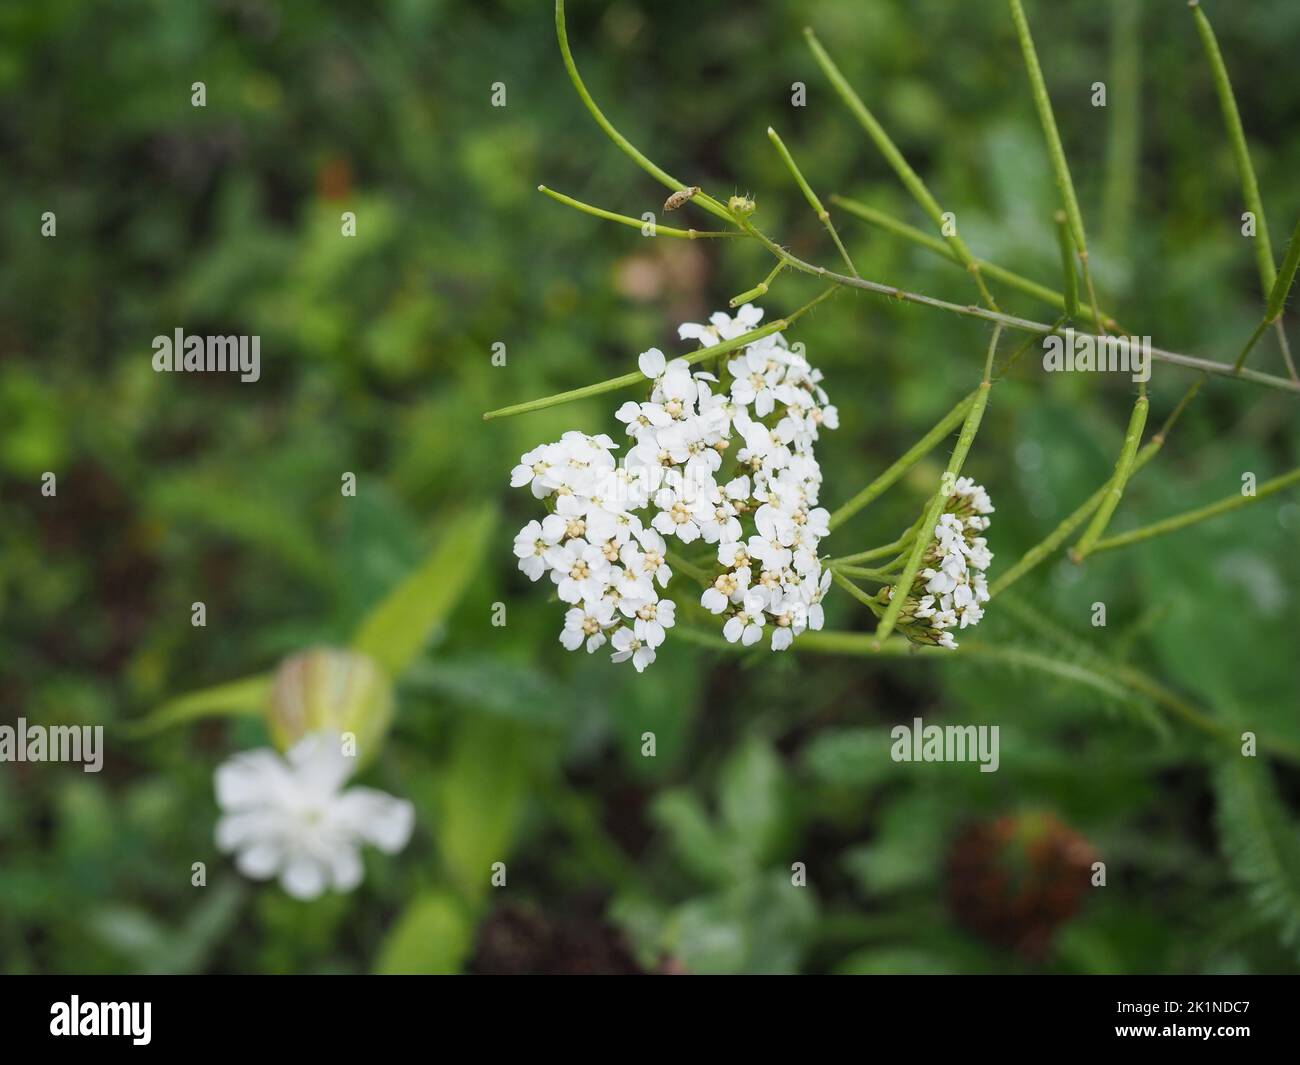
[215,732,413,900]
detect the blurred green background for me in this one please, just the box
[2,0,1299,974]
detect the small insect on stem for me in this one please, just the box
[663,186,701,211]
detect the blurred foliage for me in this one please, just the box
[1,0,1298,974]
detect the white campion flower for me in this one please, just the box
[215,732,413,900]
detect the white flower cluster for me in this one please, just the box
[889,476,994,649]
[510,304,837,670]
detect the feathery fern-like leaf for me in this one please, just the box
[1214,758,1300,954]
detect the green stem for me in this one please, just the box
[483,319,781,420]
[730,260,787,309]
[804,27,998,310]
[874,330,1000,645]
[767,126,858,276]
[554,0,733,224]
[1233,319,1271,373]
[1008,0,1087,255]
[832,564,893,582]
[1071,393,1150,562]
[667,551,711,587]
[1007,0,1106,335]
[990,375,1205,597]
[1055,210,1079,321]
[830,534,912,566]
[831,196,1118,329]
[1090,466,1300,554]
[827,389,979,531]
[994,315,1068,379]
[698,629,1300,765]
[483,286,836,419]
[1101,0,1142,255]
[1235,216,1300,379]
[830,569,885,617]
[538,185,746,240]
[1190,0,1276,295]
[729,222,1300,392]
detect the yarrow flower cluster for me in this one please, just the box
[887,477,994,649]
[510,304,838,670]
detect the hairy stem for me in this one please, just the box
[1007,0,1105,334]
[827,390,979,532]
[832,196,1119,329]
[1190,0,1276,295]
[1071,393,1150,562]
[804,27,998,310]
[554,0,733,223]
[874,328,1001,646]
[767,126,858,276]
[538,185,746,239]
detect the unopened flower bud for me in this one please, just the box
[268,647,394,765]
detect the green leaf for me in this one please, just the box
[403,658,569,726]
[801,728,900,789]
[373,889,475,974]
[434,715,530,903]
[649,790,735,886]
[1215,758,1300,955]
[664,871,818,974]
[126,673,272,736]
[718,735,790,865]
[351,503,497,678]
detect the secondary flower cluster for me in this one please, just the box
[887,476,994,649]
[510,304,838,670]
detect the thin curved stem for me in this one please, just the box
[804,27,998,310]
[538,185,747,240]
[1090,467,1300,554]
[832,196,1120,330]
[554,0,733,224]
[827,389,978,532]
[767,126,858,276]
[874,328,1000,646]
